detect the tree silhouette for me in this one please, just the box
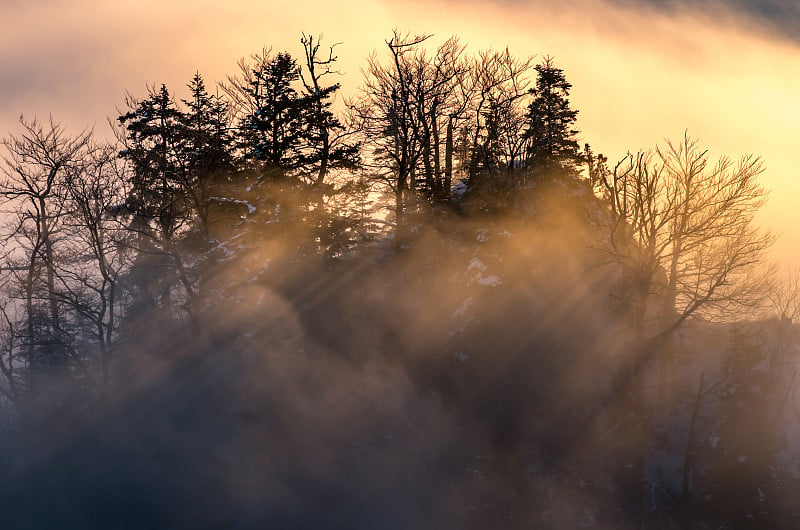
[60,142,130,393]
[179,73,235,241]
[351,31,432,234]
[525,56,582,176]
[298,34,360,187]
[117,84,198,313]
[460,48,534,212]
[236,52,308,183]
[353,32,478,234]
[0,116,93,374]
[594,134,773,402]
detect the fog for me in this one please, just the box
[1,2,799,527]
[0,175,793,528]
[0,183,626,528]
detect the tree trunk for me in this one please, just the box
[315,121,330,186]
[661,178,691,403]
[39,198,60,337]
[25,249,37,368]
[682,372,705,499]
[444,117,454,199]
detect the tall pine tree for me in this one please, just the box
[118,83,187,237]
[524,57,582,176]
[118,84,197,312]
[179,73,235,240]
[238,52,307,182]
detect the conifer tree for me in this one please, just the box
[118,84,187,237]
[179,73,235,240]
[238,52,307,181]
[524,57,582,175]
[117,84,197,311]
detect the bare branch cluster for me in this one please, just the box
[596,133,773,328]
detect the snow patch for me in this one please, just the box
[468,257,486,272]
[211,196,256,214]
[453,297,475,318]
[467,256,502,287]
[478,275,502,287]
[210,239,236,260]
[451,179,468,199]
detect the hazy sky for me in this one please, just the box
[2,0,798,263]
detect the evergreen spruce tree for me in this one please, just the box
[524,56,582,176]
[118,84,197,312]
[179,73,235,240]
[239,52,308,181]
[118,83,187,237]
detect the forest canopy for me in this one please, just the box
[0,32,791,530]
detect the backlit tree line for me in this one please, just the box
[1,30,795,529]
[0,32,776,422]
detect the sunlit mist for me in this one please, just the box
[1,1,799,528]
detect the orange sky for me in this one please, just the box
[2,0,798,263]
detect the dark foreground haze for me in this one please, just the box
[0,29,797,530]
[0,183,796,529]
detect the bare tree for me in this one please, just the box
[408,35,469,202]
[466,48,534,185]
[0,118,133,399]
[768,265,800,324]
[0,116,93,373]
[594,134,774,401]
[57,143,130,393]
[350,30,432,234]
[220,46,275,134]
[352,31,480,242]
[299,33,360,187]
